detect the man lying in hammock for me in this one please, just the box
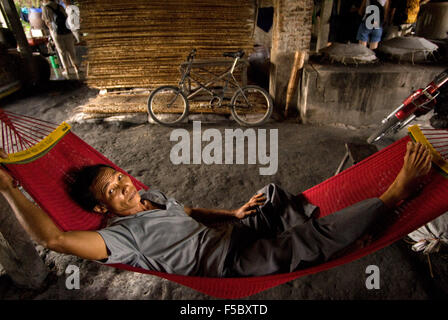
[0,142,433,277]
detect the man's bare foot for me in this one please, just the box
[379,141,433,208]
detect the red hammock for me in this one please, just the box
[1,109,448,299]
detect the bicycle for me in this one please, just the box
[147,49,273,126]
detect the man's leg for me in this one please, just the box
[227,198,388,276]
[301,141,433,263]
[379,142,432,207]
[226,142,433,277]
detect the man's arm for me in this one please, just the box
[0,151,108,260]
[184,193,266,223]
[184,206,236,224]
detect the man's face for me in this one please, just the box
[90,167,142,216]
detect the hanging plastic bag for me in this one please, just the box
[407,212,448,254]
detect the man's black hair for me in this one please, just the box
[67,164,113,212]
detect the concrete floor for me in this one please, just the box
[0,81,447,300]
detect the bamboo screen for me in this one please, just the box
[79,0,256,89]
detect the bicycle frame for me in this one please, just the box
[178,56,245,104]
[148,49,274,126]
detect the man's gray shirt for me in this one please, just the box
[96,189,233,277]
[95,184,388,277]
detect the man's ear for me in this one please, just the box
[93,204,108,214]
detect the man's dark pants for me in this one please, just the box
[223,183,390,277]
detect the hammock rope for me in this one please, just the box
[0,110,58,155]
[1,109,448,299]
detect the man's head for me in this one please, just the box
[69,164,143,216]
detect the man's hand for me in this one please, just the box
[0,148,14,192]
[233,193,266,219]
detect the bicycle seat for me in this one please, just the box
[223,50,245,59]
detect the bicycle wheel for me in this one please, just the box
[367,116,401,144]
[148,86,189,125]
[230,85,273,126]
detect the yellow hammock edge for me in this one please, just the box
[408,124,448,175]
[0,122,71,164]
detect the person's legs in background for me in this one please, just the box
[368,27,383,50]
[356,21,370,47]
[56,33,79,78]
[50,31,70,77]
[63,33,79,77]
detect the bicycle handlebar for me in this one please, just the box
[187,49,197,62]
[187,48,246,62]
[223,49,245,59]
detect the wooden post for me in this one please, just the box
[316,0,333,52]
[269,0,313,119]
[284,50,306,118]
[0,194,49,289]
[0,0,39,84]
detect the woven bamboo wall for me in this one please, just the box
[79,0,256,89]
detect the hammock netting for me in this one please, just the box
[1,109,448,299]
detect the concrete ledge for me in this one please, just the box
[298,62,447,127]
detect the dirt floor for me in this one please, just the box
[0,81,447,300]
